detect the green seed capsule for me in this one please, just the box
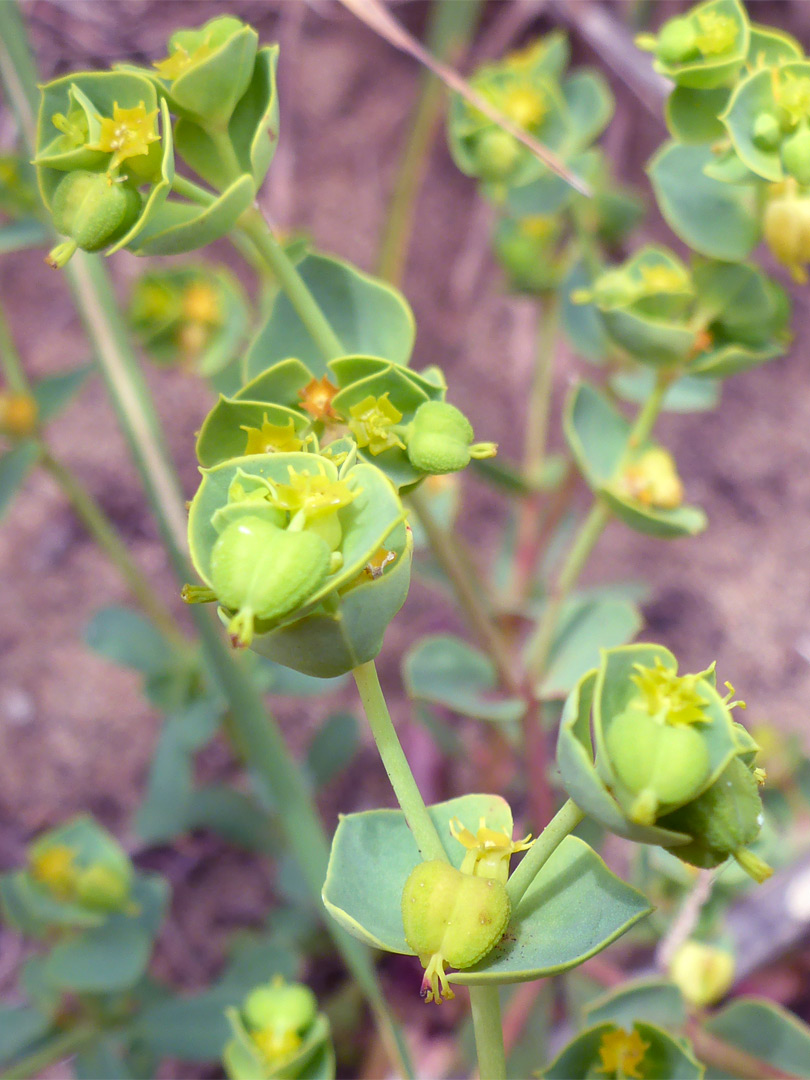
[74,864,131,912]
[243,981,317,1034]
[606,706,710,825]
[50,170,141,255]
[474,128,520,181]
[763,184,810,281]
[656,17,699,65]
[402,860,510,1003]
[407,401,477,475]
[782,125,810,186]
[210,515,331,645]
[658,756,770,880]
[752,111,783,151]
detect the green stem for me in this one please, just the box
[469,985,507,1080]
[352,660,448,862]
[2,1024,97,1080]
[526,371,672,681]
[40,450,185,645]
[506,798,585,908]
[376,0,484,285]
[523,296,558,486]
[407,485,519,696]
[239,208,345,360]
[208,125,244,188]
[171,173,217,206]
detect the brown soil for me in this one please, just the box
[2,0,810,1073]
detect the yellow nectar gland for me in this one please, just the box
[348,393,405,455]
[502,85,547,130]
[153,38,215,82]
[88,102,160,172]
[269,466,358,521]
[631,657,709,727]
[596,1027,649,1079]
[0,392,38,438]
[242,416,304,456]
[251,1027,302,1065]
[694,10,737,56]
[617,447,684,511]
[181,280,222,326]
[449,817,534,883]
[30,844,78,900]
[298,375,341,422]
[51,106,89,149]
[637,263,690,296]
[776,72,810,128]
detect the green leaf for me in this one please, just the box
[537,593,642,699]
[0,218,50,254]
[403,635,526,723]
[0,440,38,520]
[665,87,729,143]
[540,1020,703,1079]
[135,986,240,1062]
[583,978,687,1031]
[561,261,611,364]
[562,70,614,148]
[323,796,651,985]
[721,63,789,182]
[648,142,760,262]
[611,369,721,413]
[243,253,415,380]
[0,1007,51,1068]
[306,712,359,789]
[84,606,175,676]
[41,874,169,993]
[184,785,276,852]
[195,397,308,468]
[33,366,91,423]
[705,998,810,1077]
[232,45,280,190]
[128,174,255,257]
[74,1038,132,1080]
[648,0,749,90]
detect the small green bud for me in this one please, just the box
[752,111,783,151]
[407,400,496,476]
[656,17,699,65]
[402,860,510,1003]
[606,706,711,825]
[243,980,317,1035]
[763,181,810,283]
[74,864,131,912]
[659,756,772,881]
[782,125,810,186]
[669,940,734,1007]
[210,516,331,646]
[474,128,520,181]
[48,170,141,263]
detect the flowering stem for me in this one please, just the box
[352,660,449,862]
[1,1024,98,1080]
[506,798,585,908]
[469,985,507,1080]
[524,295,558,487]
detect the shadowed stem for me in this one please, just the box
[1,1025,97,1080]
[469,985,507,1080]
[506,798,585,908]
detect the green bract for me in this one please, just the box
[637,0,750,90]
[187,451,410,676]
[539,1020,704,1079]
[223,978,334,1080]
[564,383,707,540]
[35,71,174,261]
[723,60,810,183]
[557,644,771,878]
[322,794,651,992]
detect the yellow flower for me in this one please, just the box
[694,10,737,56]
[638,264,690,296]
[348,393,405,455]
[298,375,341,422]
[777,72,810,128]
[502,85,547,130]
[181,280,222,326]
[88,102,160,172]
[242,416,304,456]
[30,844,78,900]
[153,39,215,82]
[251,1027,302,1065]
[616,447,684,510]
[630,657,709,727]
[597,1026,649,1078]
[670,940,734,1007]
[269,467,358,521]
[449,817,534,883]
[0,392,38,439]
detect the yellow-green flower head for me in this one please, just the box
[242,416,305,456]
[449,817,534,884]
[29,844,77,900]
[596,1026,650,1079]
[87,102,160,173]
[631,657,711,727]
[298,375,341,423]
[243,977,317,1067]
[153,38,216,82]
[694,9,737,56]
[763,180,810,283]
[616,449,684,511]
[669,940,734,1007]
[267,466,359,523]
[181,279,222,326]
[348,393,405,456]
[776,71,810,129]
[0,391,38,440]
[50,105,90,151]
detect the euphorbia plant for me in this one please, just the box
[3,2,810,1078]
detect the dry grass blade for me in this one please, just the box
[340,0,592,197]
